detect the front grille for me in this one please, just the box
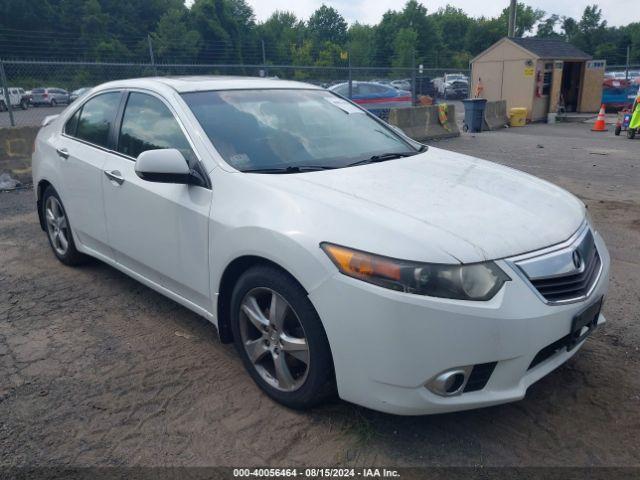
[531,249,601,303]
[463,362,497,392]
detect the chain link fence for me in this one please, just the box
[0,59,470,128]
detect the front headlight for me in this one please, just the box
[321,243,510,301]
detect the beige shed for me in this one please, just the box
[471,37,605,121]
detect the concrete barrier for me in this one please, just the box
[389,104,460,142]
[482,100,509,131]
[0,126,39,184]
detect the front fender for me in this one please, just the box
[210,224,334,302]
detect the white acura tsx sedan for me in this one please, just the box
[32,76,610,415]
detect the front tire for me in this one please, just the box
[230,265,335,409]
[628,128,636,139]
[41,186,88,266]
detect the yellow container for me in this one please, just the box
[509,107,527,127]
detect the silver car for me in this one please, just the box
[31,87,70,107]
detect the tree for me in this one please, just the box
[536,14,562,38]
[191,0,256,63]
[572,5,607,54]
[151,9,202,63]
[307,5,347,46]
[392,28,417,68]
[374,1,441,68]
[432,6,473,53]
[347,23,375,67]
[256,11,303,65]
[562,17,579,41]
[290,40,313,78]
[497,2,545,37]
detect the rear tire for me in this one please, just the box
[41,185,88,266]
[50,99,57,107]
[230,265,335,409]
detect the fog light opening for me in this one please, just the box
[427,367,471,397]
[444,373,465,393]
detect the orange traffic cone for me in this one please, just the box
[591,104,607,132]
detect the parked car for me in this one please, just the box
[0,87,29,111]
[31,87,70,107]
[33,77,610,415]
[69,87,91,103]
[436,73,469,99]
[329,81,412,115]
[390,79,411,91]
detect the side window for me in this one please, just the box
[117,92,194,162]
[65,109,81,136]
[75,92,121,147]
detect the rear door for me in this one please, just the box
[56,90,123,257]
[101,90,212,310]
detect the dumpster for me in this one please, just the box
[461,98,487,133]
[509,107,527,127]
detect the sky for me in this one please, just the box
[244,0,638,27]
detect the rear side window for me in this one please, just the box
[117,92,194,162]
[65,109,80,136]
[75,92,121,148]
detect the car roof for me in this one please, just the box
[95,76,323,93]
[330,81,390,88]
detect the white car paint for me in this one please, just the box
[32,76,610,415]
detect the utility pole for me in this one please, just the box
[626,45,631,81]
[348,50,353,99]
[147,34,157,75]
[508,0,517,37]
[0,62,15,127]
[411,49,417,106]
[261,39,268,77]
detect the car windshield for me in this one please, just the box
[182,89,417,172]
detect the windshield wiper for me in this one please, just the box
[241,165,337,174]
[347,151,420,167]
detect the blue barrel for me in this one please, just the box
[462,98,487,133]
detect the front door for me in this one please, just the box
[101,91,212,310]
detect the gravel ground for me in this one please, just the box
[1,122,639,468]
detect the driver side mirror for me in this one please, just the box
[135,148,196,185]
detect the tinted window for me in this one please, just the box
[117,92,194,161]
[75,92,121,147]
[359,84,387,95]
[65,109,80,136]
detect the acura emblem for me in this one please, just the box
[572,250,582,269]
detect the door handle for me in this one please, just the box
[56,147,69,159]
[104,170,125,185]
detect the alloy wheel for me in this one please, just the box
[239,287,310,392]
[45,196,70,256]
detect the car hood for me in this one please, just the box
[254,147,585,263]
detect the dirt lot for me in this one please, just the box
[1,122,639,468]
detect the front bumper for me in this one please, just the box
[308,231,610,415]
